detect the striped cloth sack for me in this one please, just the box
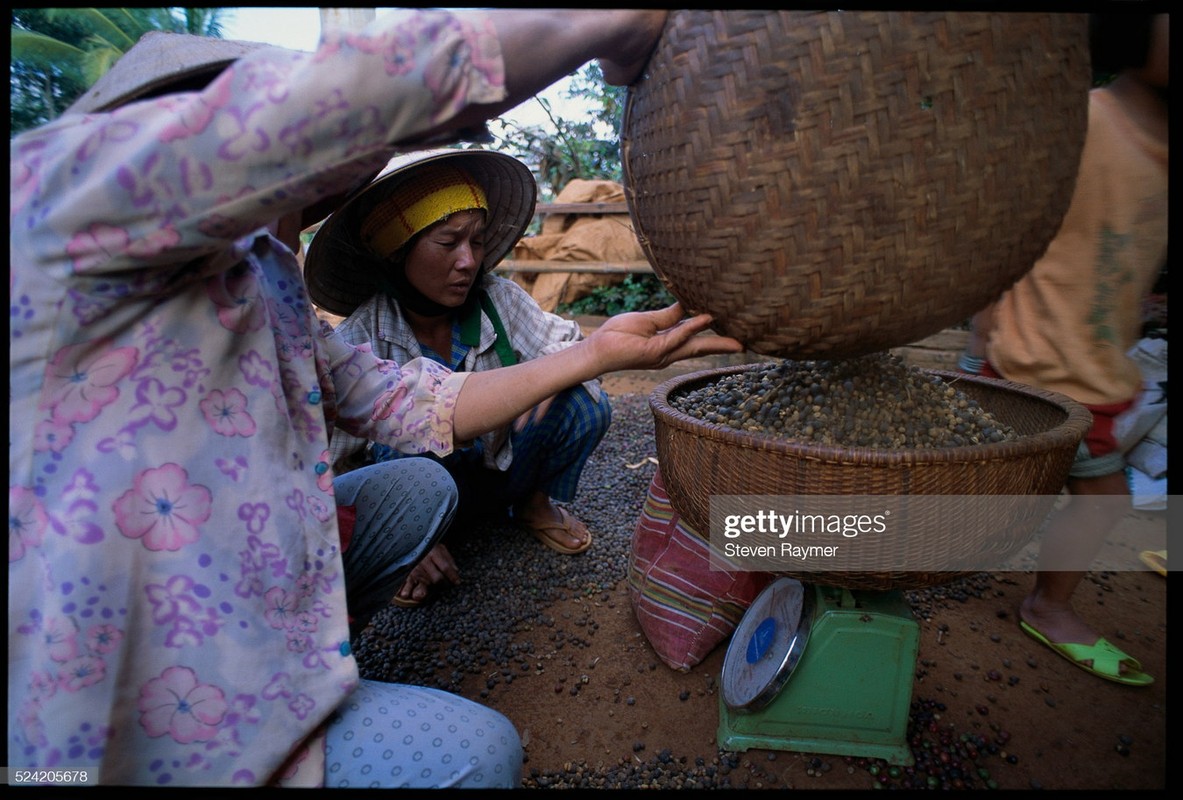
[627,468,773,671]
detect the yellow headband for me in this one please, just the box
[361,163,488,257]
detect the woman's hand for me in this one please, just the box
[584,303,744,373]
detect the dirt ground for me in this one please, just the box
[467,351,1170,791]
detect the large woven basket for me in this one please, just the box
[649,366,1092,591]
[623,11,1091,359]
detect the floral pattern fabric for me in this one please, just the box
[9,9,504,786]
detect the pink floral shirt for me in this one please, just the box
[9,10,505,786]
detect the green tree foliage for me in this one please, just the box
[487,62,628,202]
[557,274,677,317]
[10,7,228,136]
[487,62,673,314]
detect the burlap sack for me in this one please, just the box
[510,179,646,312]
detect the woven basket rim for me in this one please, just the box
[649,364,1093,468]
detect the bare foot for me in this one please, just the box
[1018,595,1144,680]
[1018,595,1100,645]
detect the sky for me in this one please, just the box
[218,7,580,130]
[219,6,323,51]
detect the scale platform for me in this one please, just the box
[718,577,919,766]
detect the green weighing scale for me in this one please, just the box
[718,576,919,765]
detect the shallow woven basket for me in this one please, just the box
[649,366,1092,591]
[623,11,1091,359]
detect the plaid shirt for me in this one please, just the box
[330,274,603,471]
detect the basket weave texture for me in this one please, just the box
[623,11,1091,359]
[649,366,1092,590]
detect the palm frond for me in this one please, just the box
[44,8,139,49]
[10,28,87,69]
[79,45,128,85]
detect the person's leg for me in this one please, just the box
[333,457,457,631]
[1019,469,1131,644]
[510,385,612,504]
[503,386,611,551]
[1020,399,1135,640]
[1018,411,1149,683]
[323,679,522,788]
[369,448,486,606]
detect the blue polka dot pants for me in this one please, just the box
[334,457,457,633]
[330,459,523,787]
[324,679,523,788]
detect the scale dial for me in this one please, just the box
[721,577,814,711]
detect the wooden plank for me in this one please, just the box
[890,327,970,372]
[498,259,653,274]
[534,201,630,216]
[904,328,970,350]
[892,346,963,372]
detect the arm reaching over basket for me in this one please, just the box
[453,303,741,442]
[412,10,667,142]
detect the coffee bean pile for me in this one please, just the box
[669,354,1017,449]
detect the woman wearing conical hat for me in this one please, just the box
[306,148,608,606]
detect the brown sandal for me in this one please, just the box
[521,507,592,555]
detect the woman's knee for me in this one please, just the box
[588,388,613,435]
[370,454,454,488]
[347,457,459,512]
[559,384,612,440]
[324,680,522,788]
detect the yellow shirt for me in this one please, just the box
[987,87,1168,405]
